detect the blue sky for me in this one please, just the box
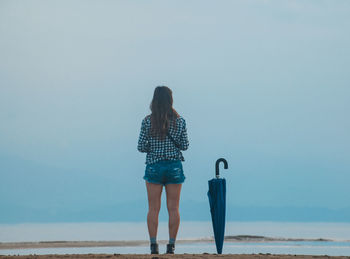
[0,0,349,222]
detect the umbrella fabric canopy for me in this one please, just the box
[207,158,228,254]
[208,178,226,254]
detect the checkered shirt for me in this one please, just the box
[137,115,189,165]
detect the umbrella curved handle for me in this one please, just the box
[215,158,228,178]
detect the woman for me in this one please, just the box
[137,86,189,254]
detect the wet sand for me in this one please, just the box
[0,241,149,250]
[0,236,338,250]
[1,241,349,259]
[0,254,349,259]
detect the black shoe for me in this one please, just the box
[150,243,159,254]
[166,243,175,254]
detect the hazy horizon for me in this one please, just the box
[1,0,349,223]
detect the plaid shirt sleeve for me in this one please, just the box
[178,118,189,151]
[137,118,149,153]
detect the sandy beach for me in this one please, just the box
[1,242,350,259]
[1,254,350,259]
[1,241,350,258]
[1,239,350,258]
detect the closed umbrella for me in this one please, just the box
[207,158,228,254]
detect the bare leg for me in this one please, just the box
[165,183,182,240]
[146,182,163,239]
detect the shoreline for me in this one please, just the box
[1,240,350,258]
[2,237,349,250]
[0,239,214,250]
[1,236,349,250]
[1,254,350,259]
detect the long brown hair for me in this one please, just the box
[149,86,179,139]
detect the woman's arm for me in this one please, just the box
[179,118,189,151]
[137,118,150,153]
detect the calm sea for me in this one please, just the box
[1,221,350,256]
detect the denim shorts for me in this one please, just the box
[144,160,185,186]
